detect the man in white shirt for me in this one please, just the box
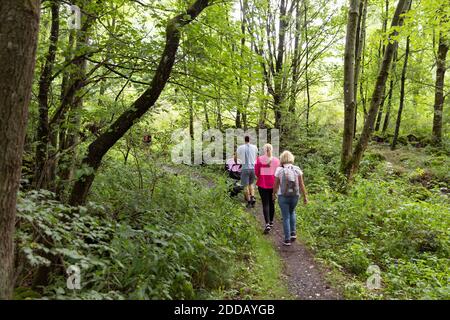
[236,135,258,208]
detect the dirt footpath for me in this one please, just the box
[250,203,341,300]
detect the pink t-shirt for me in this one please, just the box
[255,155,280,189]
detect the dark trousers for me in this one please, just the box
[258,187,275,224]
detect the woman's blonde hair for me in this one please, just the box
[263,144,273,157]
[280,150,295,166]
[263,143,273,165]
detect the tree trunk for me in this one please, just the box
[258,82,267,129]
[382,0,389,52]
[359,49,367,129]
[217,87,222,130]
[203,101,210,130]
[273,0,288,130]
[382,48,398,134]
[35,0,60,189]
[378,0,389,62]
[244,82,251,130]
[237,0,247,129]
[53,30,76,197]
[236,110,242,128]
[69,0,210,205]
[243,110,248,130]
[431,28,449,146]
[59,17,92,188]
[382,72,395,134]
[392,35,411,149]
[289,0,302,114]
[340,0,360,173]
[374,98,385,131]
[189,95,194,139]
[50,30,75,130]
[353,0,367,137]
[304,0,311,133]
[374,0,390,132]
[0,0,40,299]
[344,0,410,179]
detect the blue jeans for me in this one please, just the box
[278,195,299,241]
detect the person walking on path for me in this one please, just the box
[255,144,280,234]
[273,151,308,246]
[237,135,258,208]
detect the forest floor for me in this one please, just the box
[248,202,341,300]
[368,143,449,191]
[163,164,340,300]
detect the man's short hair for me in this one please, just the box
[244,135,250,143]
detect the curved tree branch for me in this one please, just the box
[69,0,210,205]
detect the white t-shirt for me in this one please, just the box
[236,143,258,170]
[274,165,303,195]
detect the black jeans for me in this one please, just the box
[258,187,275,224]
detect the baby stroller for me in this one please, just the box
[225,158,243,197]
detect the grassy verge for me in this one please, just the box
[207,218,291,300]
[223,218,292,300]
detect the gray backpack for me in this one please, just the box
[281,166,299,197]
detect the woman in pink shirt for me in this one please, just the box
[254,144,280,233]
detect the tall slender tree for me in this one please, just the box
[431,15,449,146]
[35,0,60,189]
[392,34,411,149]
[0,0,41,299]
[382,49,398,133]
[375,0,391,132]
[289,0,302,114]
[341,0,360,173]
[343,0,411,179]
[354,0,368,137]
[303,0,312,132]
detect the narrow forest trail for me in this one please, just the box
[162,165,341,300]
[248,202,341,300]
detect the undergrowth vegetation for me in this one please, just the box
[14,157,288,300]
[288,127,450,299]
[14,125,448,300]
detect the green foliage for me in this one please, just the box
[296,136,450,300]
[20,0,450,302]
[17,190,114,270]
[16,155,288,299]
[101,169,254,299]
[16,190,120,299]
